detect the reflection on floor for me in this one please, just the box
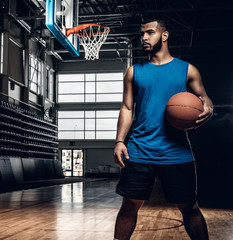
[0,179,233,240]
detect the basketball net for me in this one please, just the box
[66,24,110,60]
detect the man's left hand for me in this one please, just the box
[195,96,213,129]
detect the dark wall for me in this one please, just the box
[186,55,233,208]
[190,57,233,103]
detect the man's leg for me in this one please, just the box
[114,198,144,240]
[177,202,209,240]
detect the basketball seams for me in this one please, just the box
[166,116,197,123]
[166,105,203,113]
[165,92,204,130]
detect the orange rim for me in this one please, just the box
[66,24,110,37]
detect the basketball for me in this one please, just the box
[165,92,204,130]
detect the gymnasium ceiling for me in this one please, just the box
[1,0,233,62]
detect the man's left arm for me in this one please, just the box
[187,64,214,128]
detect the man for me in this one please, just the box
[113,17,213,240]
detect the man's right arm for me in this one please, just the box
[114,66,134,168]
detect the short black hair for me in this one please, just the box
[141,16,168,32]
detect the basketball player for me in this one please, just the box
[113,17,213,240]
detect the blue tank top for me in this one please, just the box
[127,58,194,165]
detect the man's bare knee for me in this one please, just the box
[120,198,144,214]
[177,202,199,216]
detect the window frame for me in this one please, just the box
[58,110,119,140]
[29,54,43,95]
[57,72,123,103]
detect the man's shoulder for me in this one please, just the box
[132,61,149,69]
[175,57,190,65]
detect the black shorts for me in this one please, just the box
[116,160,197,204]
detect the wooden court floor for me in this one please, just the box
[0,179,233,240]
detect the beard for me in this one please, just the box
[143,36,163,55]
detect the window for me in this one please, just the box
[58,72,123,102]
[58,110,119,140]
[0,33,4,74]
[29,54,43,95]
[45,67,54,101]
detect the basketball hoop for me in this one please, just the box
[66,24,110,60]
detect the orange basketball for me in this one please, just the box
[165,92,204,130]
